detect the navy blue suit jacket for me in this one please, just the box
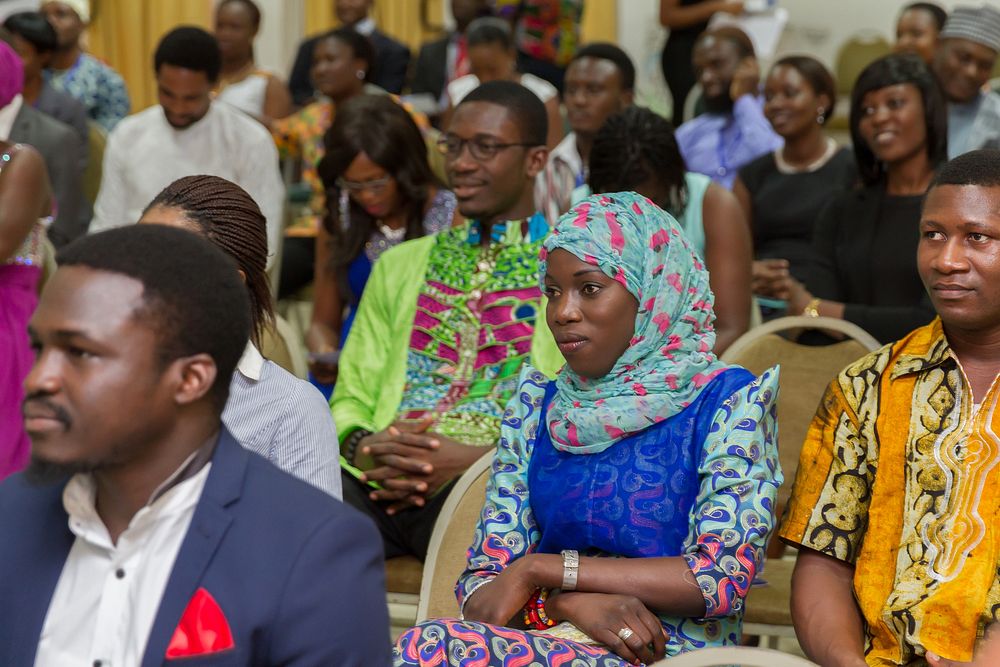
[0,429,391,666]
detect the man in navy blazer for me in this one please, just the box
[0,225,391,666]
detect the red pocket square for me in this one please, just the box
[166,587,235,659]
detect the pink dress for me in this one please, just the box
[0,148,44,479]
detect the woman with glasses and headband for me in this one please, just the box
[307,94,460,389]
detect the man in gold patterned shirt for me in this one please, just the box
[781,149,1000,667]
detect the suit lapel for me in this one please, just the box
[8,479,74,666]
[8,106,31,143]
[141,430,248,667]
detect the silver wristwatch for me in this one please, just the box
[561,549,580,591]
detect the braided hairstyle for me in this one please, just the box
[588,106,689,218]
[143,175,274,346]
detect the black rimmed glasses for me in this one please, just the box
[436,135,537,161]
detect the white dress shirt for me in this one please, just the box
[34,457,212,667]
[89,101,285,267]
[223,343,342,498]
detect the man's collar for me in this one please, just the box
[237,341,265,381]
[353,17,376,35]
[891,317,954,379]
[550,131,583,172]
[465,212,548,246]
[0,94,24,141]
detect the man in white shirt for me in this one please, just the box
[535,42,634,224]
[0,224,388,666]
[89,27,284,268]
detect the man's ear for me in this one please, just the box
[525,145,549,179]
[168,353,218,406]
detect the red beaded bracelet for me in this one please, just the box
[522,588,557,630]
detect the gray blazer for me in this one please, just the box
[10,104,90,247]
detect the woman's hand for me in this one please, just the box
[461,556,538,626]
[785,277,814,316]
[305,322,339,384]
[548,591,667,665]
[751,259,792,299]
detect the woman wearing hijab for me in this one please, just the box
[394,192,781,666]
[0,39,53,479]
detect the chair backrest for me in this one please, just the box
[834,32,892,95]
[259,313,309,379]
[82,122,106,206]
[416,452,494,622]
[721,316,880,512]
[650,646,818,667]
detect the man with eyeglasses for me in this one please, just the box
[332,80,563,561]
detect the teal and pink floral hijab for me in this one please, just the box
[539,191,730,454]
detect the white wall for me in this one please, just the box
[617,0,969,117]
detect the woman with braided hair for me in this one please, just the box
[587,106,752,354]
[139,174,341,499]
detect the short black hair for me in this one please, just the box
[154,26,222,82]
[318,27,375,76]
[570,42,635,91]
[3,11,57,53]
[850,53,948,186]
[217,0,261,29]
[930,149,1000,189]
[56,225,251,411]
[458,79,547,146]
[466,16,513,50]
[771,55,837,123]
[698,25,756,59]
[901,2,948,31]
[588,106,688,218]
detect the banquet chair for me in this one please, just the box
[650,646,818,666]
[720,316,880,646]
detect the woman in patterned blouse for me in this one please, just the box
[394,192,782,666]
[306,95,460,389]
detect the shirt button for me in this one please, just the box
[716,167,727,176]
[115,568,125,579]
[94,661,103,667]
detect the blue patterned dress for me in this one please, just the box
[395,364,781,666]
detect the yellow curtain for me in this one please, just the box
[304,0,616,54]
[87,0,214,112]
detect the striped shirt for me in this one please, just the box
[223,344,342,498]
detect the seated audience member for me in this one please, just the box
[894,2,948,65]
[334,81,562,561]
[444,17,563,150]
[932,4,1000,158]
[784,54,942,343]
[676,26,782,190]
[780,149,1000,667]
[272,29,430,296]
[409,0,489,118]
[0,224,389,666]
[139,175,341,498]
[659,0,747,128]
[4,12,89,148]
[214,0,292,122]
[0,38,85,248]
[589,106,752,354]
[733,56,856,310]
[289,0,410,103]
[536,42,635,225]
[395,193,781,667]
[490,0,584,92]
[89,28,284,268]
[306,95,459,391]
[40,0,129,132]
[0,140,51,480]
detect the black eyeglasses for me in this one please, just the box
[436,135,538,161]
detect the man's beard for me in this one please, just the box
[24,456,97,486]
[702,91,735,115]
